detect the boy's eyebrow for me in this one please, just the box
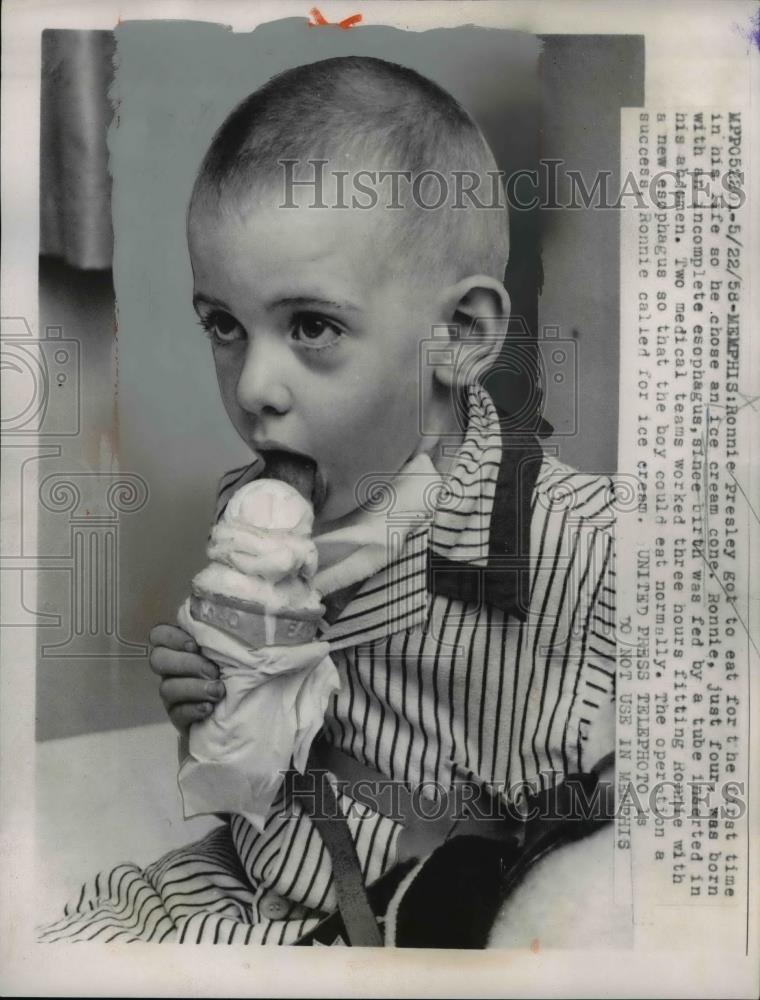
[269,296,362,313]
[192,292,231,311]
[192,293,362,314]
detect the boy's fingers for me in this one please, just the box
[149,623,197,653]
[149,646,219,680]
[169,702,213,734]
[159,676,225,709]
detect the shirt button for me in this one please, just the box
[260,893,289,920]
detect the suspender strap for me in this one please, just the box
[291,761,383,947]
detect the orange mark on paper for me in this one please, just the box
[530,937,540,954]
[308,7,362,29]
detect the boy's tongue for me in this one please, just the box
[263,450,316,505]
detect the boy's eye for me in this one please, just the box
[199,310,244,345]
[291,312,343,350]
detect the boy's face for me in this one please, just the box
[188,193,448,527]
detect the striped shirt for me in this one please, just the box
[39,383,616,944]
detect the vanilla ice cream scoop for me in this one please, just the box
[226,477,314,535]
[190,479,325,646]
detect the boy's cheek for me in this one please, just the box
[332,427,419,498]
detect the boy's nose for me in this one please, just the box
[236,339,292,416]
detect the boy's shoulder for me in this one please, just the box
[532,453,618,529]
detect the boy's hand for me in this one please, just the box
[148,624,225,735]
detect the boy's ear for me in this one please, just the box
[433,277,511,388]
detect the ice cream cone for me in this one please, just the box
[189,584,324,647]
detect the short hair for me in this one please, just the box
[190,56,509,283]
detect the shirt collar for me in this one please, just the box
[426,383,544,622]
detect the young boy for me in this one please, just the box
[40,56,616,946]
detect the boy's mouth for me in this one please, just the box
[260,448,327,512]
